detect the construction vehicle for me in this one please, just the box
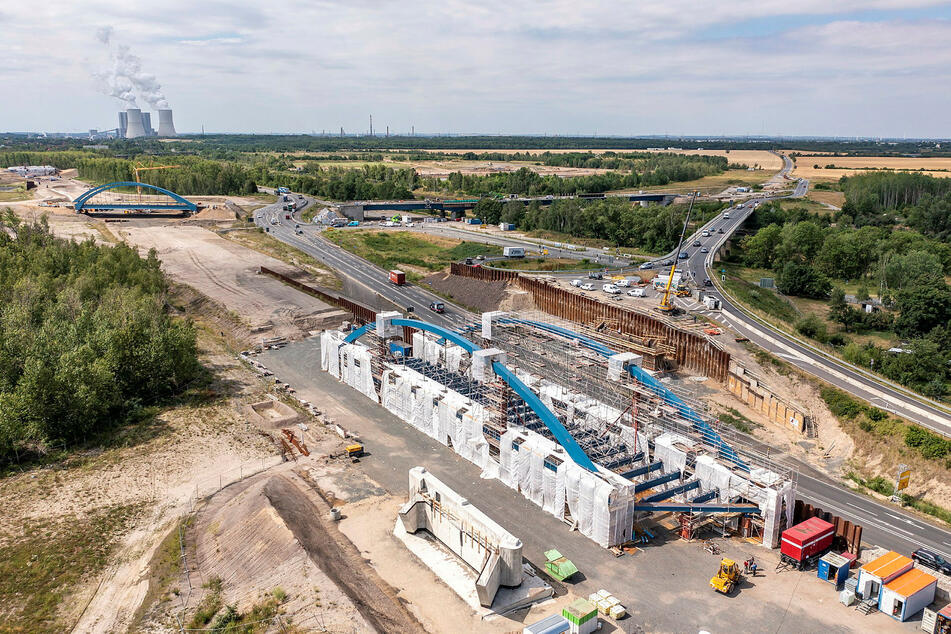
[345,443,364,459]
[132,163,180,194]
[675,288,691,297]
[544,549,579,582]
[656,191,698,316]
[710,558,742,594]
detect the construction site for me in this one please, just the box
[320,307,797,552]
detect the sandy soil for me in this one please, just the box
[179,468,379,633]
[0,336,279,633]
[118,224,345,339]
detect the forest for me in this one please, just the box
[471,196,723,254]
[733,173,951,398]
[0,211,201,461]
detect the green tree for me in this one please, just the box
[894,284,951,338]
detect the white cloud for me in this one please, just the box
[1,1,950,136]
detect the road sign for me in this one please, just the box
[896,465,911,492]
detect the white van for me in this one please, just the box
[602,284,621,294]
[627,288,646,297]
[615,278,631,287]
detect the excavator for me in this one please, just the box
[710,558,742,594]
[655,191,698,316]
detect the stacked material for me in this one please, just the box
[563,598,599,634]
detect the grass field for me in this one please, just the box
[806,190,846,208]
[719,263,799,323]
[323,229,501,280]
[0,189,31,202]
[793,156,951,182]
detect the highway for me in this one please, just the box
[253,200,468,332]
[254,185,951,562]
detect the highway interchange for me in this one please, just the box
[253,167,951,562]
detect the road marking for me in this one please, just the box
[846,502,862,509]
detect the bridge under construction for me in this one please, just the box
[321,309,796,550]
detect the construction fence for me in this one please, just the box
[450,263,731,382]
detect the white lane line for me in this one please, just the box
[846,502,862,509]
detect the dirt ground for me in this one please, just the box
[0,329,280,632]
[117,223,347,340]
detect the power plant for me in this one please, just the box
[115,108,177,138]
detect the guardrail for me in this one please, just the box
[703,211,951,430]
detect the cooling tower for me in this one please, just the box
[118,111,128,137]
[157,109,177,136]
[125,108,146,138]
[142,112,153,136]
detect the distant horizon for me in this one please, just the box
[5,131,951,143]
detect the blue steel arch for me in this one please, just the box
[507,319,749,472]
[74,182,198,212]
[343,319,597,472]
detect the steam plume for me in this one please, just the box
[93,27,170,109]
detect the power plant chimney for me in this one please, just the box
[157,109,177,136]
[125,108,146,138]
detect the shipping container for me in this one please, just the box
[856,551,914,602]
[499,223,516,231]
[780,517,834,569]
[817,553,850,588]
[388,270,406,285]
[467,218,482,224]
[503,246,525,258]
[879,568,937,621]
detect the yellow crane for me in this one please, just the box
[656,191,698,316]
[132,163,180,194]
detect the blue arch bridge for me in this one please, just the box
[74,182,198,214]
[342,315,769,516]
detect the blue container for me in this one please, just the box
[818,552,850,588]
[388,341,412,358]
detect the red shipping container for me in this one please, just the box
[781,517,834,564]
[389,270,406,285]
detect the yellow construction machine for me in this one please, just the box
[710,558,742,594]
[656,191,698,316]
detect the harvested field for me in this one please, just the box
[806,190,846,207]
[792,155,951,181]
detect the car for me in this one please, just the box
[602,284,621,294]
[615,278,631,287]
[723,212,731,219]
[912,548,951,576]
[663,259,675,266]
[628,288,646,297]
[700,247,709,253]
[588,271,603,279]
[693,240,701,247]
[571,279,583,287]
[678,252,689,259]
[718,228,725,234]
[704,278,712,287]
[580,283,595,291]
[428,301,445,314]
[476,255,485,260]
[638,262,653,270]
[701,230,710,237]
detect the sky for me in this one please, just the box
[2,1,951,137]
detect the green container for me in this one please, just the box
[562,598,597,625]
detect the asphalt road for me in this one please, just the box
[253,200,468,331]
[255,188,951,562]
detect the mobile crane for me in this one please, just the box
[655,191,698,316]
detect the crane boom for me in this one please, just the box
[657,191,698,315]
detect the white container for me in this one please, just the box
[839,589,855,606]
[608,604,626,620]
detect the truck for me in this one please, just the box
[389,270,406,285]
[277,187,290,194]
[780,517,835,570]
[503,246,525,258]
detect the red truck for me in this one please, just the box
[780,517,835,570]
[388,270,406,285]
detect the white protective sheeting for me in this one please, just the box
[694,454,734,500]
[412,332,426,359]
[423,336,444,366]
[652,433,689,476]
[445,345,465,373]
[338,342,378,402]
[320,330,343,377]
